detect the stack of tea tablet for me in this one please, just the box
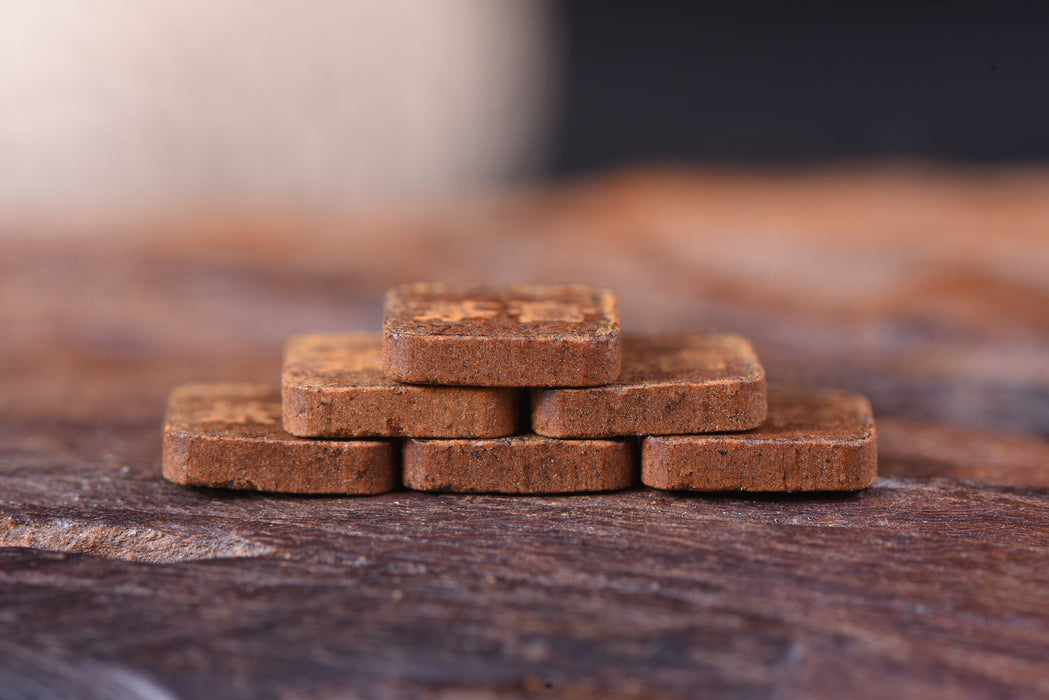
[162,283,877,495]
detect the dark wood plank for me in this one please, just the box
[3,165,1049,697]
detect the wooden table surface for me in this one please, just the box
[3,166,1049,698]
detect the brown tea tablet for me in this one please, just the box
[642,391,877,492]
[282,332,517,437]
[383,283,620,387]
[403,434,636,494]
[163,383,395,494]
[532,332,766,437]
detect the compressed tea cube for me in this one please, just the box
[384,282,620,387]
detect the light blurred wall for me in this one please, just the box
[0,1,556,213]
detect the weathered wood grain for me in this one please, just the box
[2,165,1049,698]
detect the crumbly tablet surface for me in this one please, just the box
[163,383,395,494]
[383,283,621,387]
[532,332,766,437]
[642,391,877,492]
[403,434,636,494]
[282,332,517,437]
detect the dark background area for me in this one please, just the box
[551,1,1049,173]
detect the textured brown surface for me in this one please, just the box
[383,282,621,386]
[532,331,767,437]
[4,166,1049,697]
[404,435,636,493]
[643,391,877,492]
[163,383,396,494]
[282,332,517,437]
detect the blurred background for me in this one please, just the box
[0,0,553,214]
[3,0,1049,463]
[4,1,1049,214]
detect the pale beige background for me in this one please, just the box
[0,1,555,214]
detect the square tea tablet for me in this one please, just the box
[383,283,620,387]
[163,383,395,495]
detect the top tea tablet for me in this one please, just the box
[383,283,621,387]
